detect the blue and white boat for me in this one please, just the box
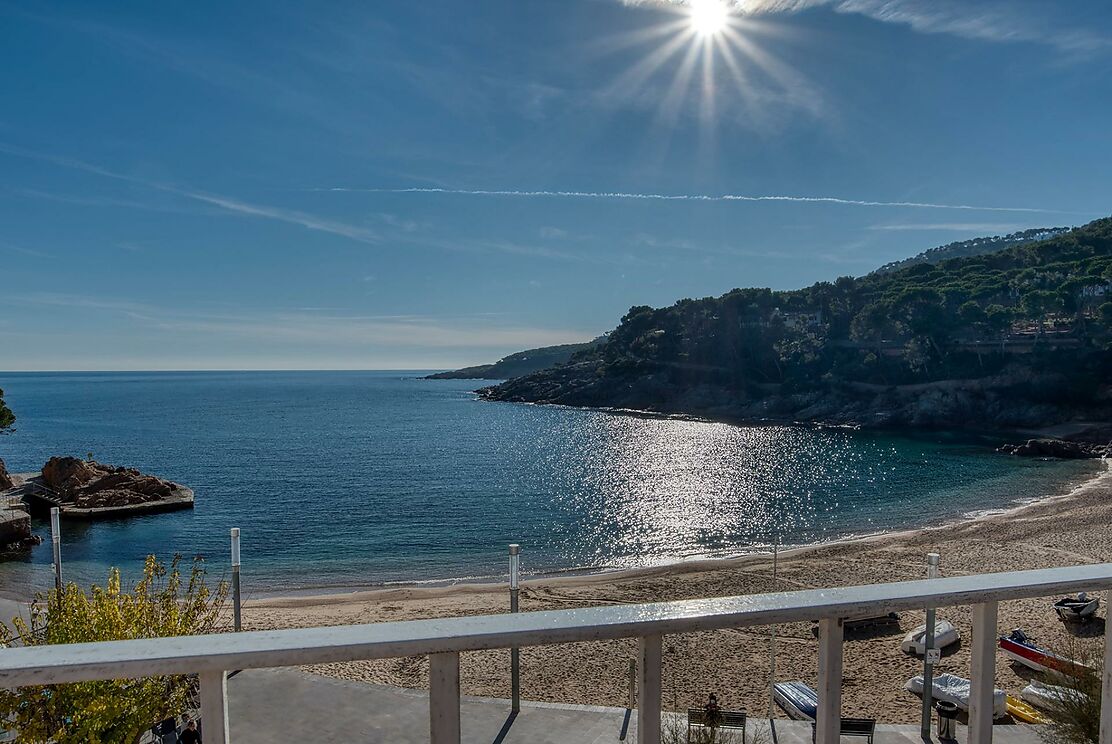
[773,681,818,721]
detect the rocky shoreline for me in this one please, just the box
[480,368,1112,456]
[0,457,193,555]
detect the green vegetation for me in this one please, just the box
[1038,644,1104,744]
[426,337,606,379]
[0,555,227,744]
[486,218,1112,428]
[873,226,1070,274]
[0,388,14,431]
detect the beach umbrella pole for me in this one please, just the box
[509,543,521,713]
[920,552,941,739]
[231,528,242,632]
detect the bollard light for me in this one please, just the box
[231,527,241,567]
[509,543,520,590]
[920,552,941,738]
[50,507,62,593]
[231,527,243,632]
[508,543,521,713]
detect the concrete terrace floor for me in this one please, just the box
[227,668,1047,744]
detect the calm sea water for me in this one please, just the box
[0,371,1098,597]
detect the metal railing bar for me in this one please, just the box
[1,563,1110,687]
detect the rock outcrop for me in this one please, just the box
[997,439,1111,459]
[41,457,178,509]
[0,458,12,490]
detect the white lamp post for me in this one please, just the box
[231,528,242,632]
[921,552,941,738]
[50,507,62,594]
[509,543,521,713]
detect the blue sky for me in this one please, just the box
[1,0,1109,370]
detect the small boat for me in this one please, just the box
[1053,593,1100,622]
[1021,680,1088,710]
[773,681,818,721]
[1006,694,1051,724]
[998,629,1090,678]
[900,619,960,655]
[905,672,1007,719]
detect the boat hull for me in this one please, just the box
[773,681,818,722]
[998,636,1088,678]
[901,619,960,655]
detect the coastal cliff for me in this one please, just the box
[482,218,1112,434]
[425,337,605,380]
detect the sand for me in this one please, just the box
[246,461,1112,724]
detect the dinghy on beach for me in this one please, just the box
[905,672,1007,718]
[773,681,818,721]
[900,619,960,655]
[1053,592,1099,622]
[998,629,1090,678]
[1021,680,1088,710]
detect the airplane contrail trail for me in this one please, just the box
[315,186,1069,214]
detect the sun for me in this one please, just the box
[688,0,729,37]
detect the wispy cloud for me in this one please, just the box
[0,142,383,245]
[317,186,1074,214]
[867,222,1030,232]
[9,292,595,350]
[622,1,1108,53]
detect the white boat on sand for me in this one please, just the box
[900,619,960,655]
[905,672,1007,718]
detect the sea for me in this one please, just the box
[0,371,1099,598]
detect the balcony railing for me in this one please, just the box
[1,564,1111,744]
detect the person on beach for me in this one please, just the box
[179,720,201,744]
[704,692,723,734]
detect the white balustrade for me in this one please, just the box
[815,617,844,744]
[0,564,1109,743]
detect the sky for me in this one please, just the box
[1,0,1110,371]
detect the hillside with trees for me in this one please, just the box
[873,226,1070,274]
[483,218,1112,430]
[425,337,606,379]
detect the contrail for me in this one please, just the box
[316,187,1067,214]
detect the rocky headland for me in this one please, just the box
[37,457,193,513]
[481,218,1112,451]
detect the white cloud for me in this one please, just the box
[8,293,596,351]
[867,222,1027,232]
[621,0,1108,53]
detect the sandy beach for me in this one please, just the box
[242,460,1111,724]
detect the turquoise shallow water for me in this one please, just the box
[0,371,1098,596]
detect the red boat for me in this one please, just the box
[998,629,1089,678]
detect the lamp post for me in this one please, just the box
[920,552,941,738]
[231,528,242,632]
[509,543,521,713]
[50,507,62,594]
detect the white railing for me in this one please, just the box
[1,564,1111,744]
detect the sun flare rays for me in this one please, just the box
[604,0,824,143]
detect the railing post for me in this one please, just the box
[199,670,229,744]
[637,634,662,744]
[430,652,461,744]
[816,617,844,744]
[1100,607,1112,744]
[969,601,998,744]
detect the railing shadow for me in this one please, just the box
[492,710,518,744]
[619,707,631,741]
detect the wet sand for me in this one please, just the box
[245,461,1111,723]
